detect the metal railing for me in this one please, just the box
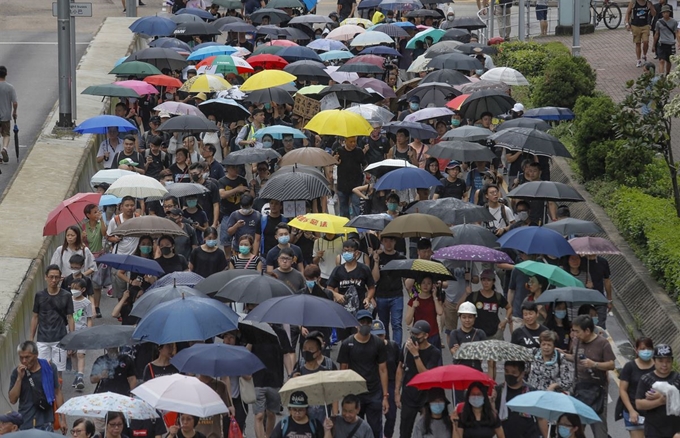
[477,0,561,43]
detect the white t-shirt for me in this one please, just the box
[488,204,515,230]
[72,297,93,332]
[97,138,125,169]
[107,214,140,255]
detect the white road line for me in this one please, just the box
[0,42,90,45]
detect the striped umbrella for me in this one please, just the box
[259,170,331,201]
[380,258,453,281]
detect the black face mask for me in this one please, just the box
[160,247,172,256]
[302,351,317,362]
[411,335,424,344]
[191,174,201,182]
[358,325,372,336]
[505,374,520,386]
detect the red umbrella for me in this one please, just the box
[345,54,384,67]
[144,74,183,88]
[407,365,495,391]
[446,93,470,110]
[43,193,102,236]
[247,54,289,70]
[196,55,218,69]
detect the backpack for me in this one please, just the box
[281,416,316,436]
[470,290,504,307]
[485,203,510,228]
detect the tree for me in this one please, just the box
[612,70,680,217]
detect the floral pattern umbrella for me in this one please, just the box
[454,340,534,362]
[433,244,514,264]
[57,392,159,420]
[569,236,621,255]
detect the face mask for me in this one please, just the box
[191,174,201,182]
[475,69,484,76]
[241,207,253,215]
[302,350,317,362]
[411,335,423,344]
[160,246,172,256]
[558,425,572,438]
[165,93,173,100]
[263,141,273,148]
[71,289,83,298]
[430,402,446,415]
[639,349,653,361]
[342,252,355,262]
[505,374,519,386]
[447,14,454,21]
[165,181,174,186]
[554,310,567,319]
[186,199,198,208]
[306,280,316,289]
[409,103,420,111]
[358,325,372,336]
[203,172,209,181]
[592,317,599,326]
[140,245,153,255]
[71,269,82,277]
[239,245,251,255]
[264,103,271,110]
[451,119,461,127]
[469,395,484,408]
[278,235,290,245]
[315,34,322,39]
[206,239,219,248]
[387,202,398,211]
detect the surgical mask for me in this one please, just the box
[165,93,173,100]
[554,310,567,319]
[358,325,372,336]
[191,174,201,182]
[447,14,454,21]
[140,245,153,255]
[241,207,253,215]
[315,34,322,39]
[203,172,209,180]
[206,239,219,248]
[592,316,599,326]
[475,69,484,76]
[71,289,83,298]
[639,350,653,361]
[505,374,519,386]
[239,245,251,255]
[278,235,290,245]
[387,202,398,211]
[263,141,273,148]
[409,102,420,111]
[451,119,461,127]
[306,280,316,289]
[429,402,446,415]
[160,246,172,256]
[186,199,198,208]
[165,181,174,186]
[71,269,82,277]
[342,252,354,262]
[302,350,317,362]
[557,425,572,438]
[469,395,484,408]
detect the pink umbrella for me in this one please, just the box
[154,101,203,116]
[117,80,159,95]
[569,237,621,255]
[324,66,358,83]
[266,40,298,47]
[43,193,102,236]
[352,77,397,98]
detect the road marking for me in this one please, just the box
[0,42,90,45]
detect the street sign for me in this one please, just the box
[52,2,93,17]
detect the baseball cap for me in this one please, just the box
[371,320,386,335]
[149,115,161,124]
[159,111,171,119]
[480,269,495,280]
[446,160,462,170]
[654,344,673,358]
[411,320,431,335]
[512,103,525,113]
[458,301,477,315]
[288,391,308,408]
[93,182,110,191]
[119,158,138,167]
[0,412,23,426]
[408,95,421,103]
[356,310,373,322]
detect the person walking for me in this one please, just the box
[625,0,656,67]
[635,344,680,438]
[652,5,679,75]
[620,337,655,438]
[0,66,17,163]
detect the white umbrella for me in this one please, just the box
[105,173,169,199]
[364,158,418,173]
[407,54,431,73]
[132,374,229,418]
[350,31,394,47]
[480,67,530,86]
[90,169,136,188]
[153,101,203,116]
[345,104,394,125]
[324,66,359,83]
[326,24,366,41]
[279,370,367,408]
[57,392,159,421]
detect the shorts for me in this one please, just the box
[253,387,281,414]
[535,4,548,20]
[0,121,9,137]
[37,342,67,371]
[623,411,645,431]
[657,42,675,62]
[443,301,459,332]
[631,24,650,44]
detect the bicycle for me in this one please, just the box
[590,0,622,29]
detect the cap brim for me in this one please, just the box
[372,329,386,335]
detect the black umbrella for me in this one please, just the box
[283,26,313,41]
[450,16,487,30]
[441,28,472,43]
[455,43,498,55]
[250,8,291,25]
[198,98,251,123]
[450,223,498,247]
[507,181,585,202]
[542,218,603,236]
[245,86,295,105]
[195,269,259,294]
[405,82,461,107]
[130,285,208,318]
[406,198,494,225]
[496,117,551,132]
[383,121,438,139]
[222,148,281,165]
[220,21,257,33]
[257,25,288,38]
[173,21,221,37]
[523,106,576,121]
[157,115,219,133]
[288,14,333,24]
[428,53,483,71]
[13,117,19,161]
[216,273,294,303]
[457,81,510,94]
[346,213,394,231]
[488,127,572,158]
[427,140,497,162]
[319,84,373,105]
[259,170,331,201]
[337,62,384,74]
[213,16,244,28]
[373,23,410,37]
[284,61,331,83]
[423,41,465,58]
[421,69,471,86]
[124,47,188,71]
[459,89,516,120]
[59,325,137,350]
[238,316,280,344]
[406,9,443,18]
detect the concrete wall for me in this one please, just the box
[0,17,141,413]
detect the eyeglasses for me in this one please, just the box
[108,423,124,428]
[279,257,292,262]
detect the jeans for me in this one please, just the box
[359,390,383,438]
[595,304,608,329]
[384,381,397,438]
[377,297,404,346]
[399,402,421,438]
[336,190,361,219]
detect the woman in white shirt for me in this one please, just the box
[50,225,97,277]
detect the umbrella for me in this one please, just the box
[247,54,289,70]
[238,314,280,344]
[454,340,534,362]
[259,170,331,201]
[216,273,295,303]
[524,106,576,121]
[175,7,216,20]
[543,218,603,236]
[116,80,159,96]
[534,286,610,306]
[91,169,136,187]
[379,0,423,10]
[132,375,229,417]
[345,54,385,68]
[324,65,359,83]
[341,17,373,26]
[149,37,193,52]
[254,126,307,140]
[383,121,438,139]
[57,392,159,420]
[440,28,472,42]
[346,213,393,231]
[199,98,250,123]
[481,67,529,86]
[58,326,137,350]
[350,31,394,47]
[290,14,333,24]
[449,16,487,30]
[326,25,366,41]
[10,431,71,438]
[372,23,410,37]
[506,391,601,424]
[154,101,203,116]
[130,285,208,318]
[289,213,354,234]
[428,53,483,72]
[433,244,514,264]
[277,46,323,63]
[374,167,442,191]
[382,213,452,238]
[305,109,373,137]
[241,70,297,92]
[250,8,291,24]
[105,174,168,199]
[359,46,402,58]
[130,16,177,36]
[498,227,576,257]
[109,61,163,77]
[353,77,397,99]
[132,296,239,344]
[407,364,496,391]
[345,104,394,125]
[179,74,231,93]
[381,258,454,281]
[441,126,493,142]
[446,93,470,111]
[364,158,417,177]
[268,0,304,7]
[404,107,454,123]
[307,39,348,52]
[205,55,254,75]
[421,69,471,86]
[320,50,355,62]
[95,253,164,276]
[219,21,257,33]
[569,236,621,255]
[82,84,140,98]
[337,62,384,74]
[158,115,219,133]
[169,13,203,24]
[170,343,266,377]
[222,148,281,166]
[245,86,294,105]
[507,181,584,202]
[405,9,442,18]
[143,74,183,88]
[149,271,205,289]
[459,89,516,120]
[279,370,367,408]
[99,195,122,207]
[455,43,498,55]
[284,61,330,83]
[195,269,260,295]
[173,21,220,37]
[43,193,101,236]
[125,47,188,71]
[423,41,464,58]
[405,28,445,49]
[407,56,431,74]
[405,198,495,225]
[490,128,571,158]
[279,148,337,167]
[457,80,510,94]
[495,117,551,132]
[245,294,359,327]
[440,224,497,248]
[252,44,285,56]
[514,260,585,287]
[319,84,373,105]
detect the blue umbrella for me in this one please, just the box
[394,21,417,28]
[192,42,224,52]
[73,115,138,135]
[114,56,127,67]
[175,7,215,20]
[319,50,354,62]
[129,16,177,36]
[497,227,576,257]
[358,0,381,8]
[360,46,402,57]
[132,296,239,344]
[187,45,238,61]
[149,272,205,289]
[254,126,307,140]
[149,37,192,52]
[244,294,359,327]
[95,254,165,276]
[506,390,601,424]
[130,285,208,318]
[99,194,122,207]
[277,46,323,62]
[170,343,265,377]
[307,39,348,52]
[374,167,443,191]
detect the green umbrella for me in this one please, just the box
[406,28,445,49]
[514,260,584,288]
[212,0,242,7]
[252,45,284,55]
[82,84,141,98]
[109,61,162,77]
[268,0,305,8]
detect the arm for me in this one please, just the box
[30,312,38,341]
[220,185,248,199]
[128,375,138,390]
[604,278,613,307]
[582,358,615,371]
[625,1,633,26]
[405,301,416,326]
[9,370,23,404]
[506,289,515,322]
[394,362,403,408]
[434,297,444,316]
[67,314,75,333]
[619,380,639,421]
[371,252,381,283]
[352,184,369,199]
[636,391,667,411]
[212,202,219,228]
[495,426,506,438]
[379,362,389,413]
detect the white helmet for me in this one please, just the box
[458,301,477,316]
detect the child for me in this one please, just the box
[70,278,93,391]
[61,254,95,314]
[406,275,443,348]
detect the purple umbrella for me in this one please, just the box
[568,237,621,255]
[433,244,514,264]
[352,77,397,98]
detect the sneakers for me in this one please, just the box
[1,149,8,163]
[636,59,642,67]
[106,288,113,298]
[96,307,102,318]
[75,375,85,391]
[643,55,647,62]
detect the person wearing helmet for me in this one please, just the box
[635,344,680,438]
[447,302,487,372]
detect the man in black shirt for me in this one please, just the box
[143,136,170,180]
[154,235,188,275]
[433,161,467,200]
[583,255,612,329]
[113,135,145,175]
[358,124,390,165]
[334,137,366,219]
[90,348,137,396]
[337,310,389,438]
[511,302,548,349]
[494,361,541,438]
[635,344,680,438]
[336,0,356,21]
[189,163,221,229]
[250,321,285,438]
[372,320,400,438]
[371,235,406,345]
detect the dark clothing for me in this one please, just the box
[189,247,228,278]
[273,268,306,292]
[372,251,406,299]
[143,150,170,180]
[252,332,285,388]
[207,159,226,181]
[112,151,144,170]
[142,362,179,382]
[154,254,188,275]
[620,359,654,414]
[174,222,198,260]
[494,384,540,438]
[358,135,390,165]
[510,324,548,349]
[199,177,221,225]
[630,0,652,26]
[270,418,325,438]
[261,214,286,255]
[448,328,488,371]
[128,418,167,438]
[327,263,375,315]
[337,334,387,393]
[92,353,136,396]
[10,362,59,430]
[398,344,443,438]
[337,0,356,19]
[460,416,501,438]
[466,291,508,337]
[574,334,615,385]
[583,256,610,294]
[170,163,191,183]
[435,177,467,199]
[33,288,74,342]
[636,371,680,438]
[217,175,248,219]
[61,275,94,297]
[335,146,366,194]
[384,340,400,380]
[265,244,304,271]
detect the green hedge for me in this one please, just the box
[532,56,596,109]
[494,41,570,79]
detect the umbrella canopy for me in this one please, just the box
[454,340,534,362]
[350,31,394,47]
[459,89,516,120]
[441,28,472,42]
[150,271,205,289]
[109,61,163,77]
[109,216,186,238]
[305,109,373,137]
[514,260,585,287]
[125,47,188,71]
[324,66,359,83]
[455,42,498,55]
[364,158,417,177]
[238,314,280,344]
[116,80,159,95]
[252,44,285,55]
[245,86,295,105]
[158,115,219,133]
[507,181,584,202]
[154,101,203,116]
[326,25,366,41]
[268,0,304,8]
[290,14,333,24]
[372,23,410,37]
[408,364,496,391]
[433,244,514,264]
[495,117,551,132]
[524,106,576,121]
[254,126,307,140]
[457,80,510,94]
[534,286,610,306]
[205,55,254,75]
[57,392,159,420]
[404,106,455,123]
[447,223,500,248]
[105,174,168,199]
[428,53,483,72]
[359,46,402,58]
[308,39,348,52]
[277,46,323,62]
[506,391,601,424]
[481,67,529,86]
[569,236,621,255]
[245,294,359,327]
[222,148,281,165]
[405,198,495,225]
[247,54,289,70]
[423,41,464,58]
[284,61,330,83]
[179,74,231,93]
[195,269,259,295]
[149,37,193,51]
[96,253,165,276]
[173,21,220,37]
[43,193,101,236]
[133,296,239,344]
[132,375,229,417]
[405,28,445,49]
[381,258,454,281]
[319,83,373,105]
[345,104,394,125]
[346,213,393,231]
[449,16,487,30]
[498,227,575,259]
[74,115,137,134]
[489,127,572,158]
[383,121,438,139]
[175,7,216,19]
[288,213,354,234]
[59,326,136,350]
[130,285,207,318]
[382,213,452,238]
[353,77,397,99]
[406,55,431,73]
[241,70,297,92]
[279,370,367,407]
[259,170,331,201]
[250,8,291,24]
[543,218,603,236]
[198,98,250,123]
[170,344,266,377]
[427,141,496,163]
[405,9,442,18]
[421,69,470,87]
[143,74,183,88]
[169,13,203,23]
[279,147,337,167]
[218,21,256,33]
[374,167,442,191]
[187,46,238,61]
[82,84,140,98]
[441,126,493,142]
[216,274,295,303]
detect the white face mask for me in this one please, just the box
[71,289,83,298]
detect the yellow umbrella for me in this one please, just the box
[240,70,297,92]
[304,110,373,137]
[178,74,231,93]
[340,17,373,27]
[296,85,326,95]
[288,213,356,234]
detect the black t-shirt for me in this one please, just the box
[154,254,188,275]
[636,371,680,438]
[9,361,59,430]
[199,178,221,225]
[466,291,508,337]
[189,247,228,278]
[144,150,170,180]
[170,163,191,183]
[263,215,285,255]
[113,151,144,169]
[511,324,548,349]
[494,384,540,438]
[398,344,443,408]
[335,146,366,194]
[92,354,136,396]
[385,340,400,381]
[460,417,501,438]
[336,0,356,17]
[129,418,167,438]
[583,256,610,294]
[337,334,387,393]
[448,328,488,371]
[217,175,249,218]
[620,360,654,412]
[358,135,390,165]
[142,362,179,382]
[373,251,406,298]
[435,177,467,199]
[270,418,324,438]
[252,328,285,388]
[33,288,74,343]
[265,244,304,271]
[327,263,375,315]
